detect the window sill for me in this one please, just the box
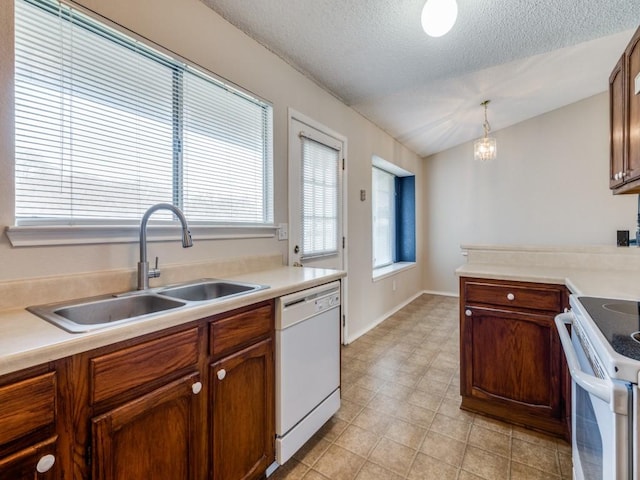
[372,262,416,281]
[5,224,277,247]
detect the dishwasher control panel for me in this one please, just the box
[276,281,341,330]
[315,293,340,312]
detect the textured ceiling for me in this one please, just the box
[201,0,640,157]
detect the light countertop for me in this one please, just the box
[0,266,345,376]
[456,244,640,301]
[456,263,640,300]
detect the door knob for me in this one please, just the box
[191,382,202,395]
[217,369,226,380]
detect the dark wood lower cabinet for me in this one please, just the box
[0,436,58,480]
[211,339,274,480]
[0,368,59,479]
[460,277,569,439]
[0,300,278,480]
[91,372,202,480]
[461,306,564,434]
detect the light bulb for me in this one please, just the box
[421,0,458,38]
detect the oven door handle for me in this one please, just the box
[555,313,612,404]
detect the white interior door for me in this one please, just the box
[288,111,348,342]
[288,116,344,270]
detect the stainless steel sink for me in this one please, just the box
[28,294,186,333]
[157,280,267,302]
[27,279,268,333]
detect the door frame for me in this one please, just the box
[287,108,349,344]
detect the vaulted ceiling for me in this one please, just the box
[202,0,640,157]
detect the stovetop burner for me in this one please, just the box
[578,296,640,361]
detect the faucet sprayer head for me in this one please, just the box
[182,230,193,248]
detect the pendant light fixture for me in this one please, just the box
[474,100,497,161]
[421,0,458,38]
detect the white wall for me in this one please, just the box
[423,93,638,295]
[0,0,423,342]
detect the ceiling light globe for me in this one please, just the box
[421,0,458,37]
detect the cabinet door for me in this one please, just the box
[210,339,274,480]
[0,437,58,480]
[92,372,202,480]
[461,307,562,419]
[610,54,626,188]
[627,28,640,181]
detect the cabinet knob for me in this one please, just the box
[191,381,202,395]
[507,293,515,301]
[217,369,226,380]
[36,454,56,473]
[465,309,472,317]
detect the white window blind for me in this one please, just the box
[300,135,339,258]
[372,166,395,268]
[14,0,273,226]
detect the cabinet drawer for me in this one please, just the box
[464,280,564,312]
[0,372,56,446]
[210,304,273,358]
[90,327,199,404]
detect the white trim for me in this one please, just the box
[288,109,348,146]
[345,290,425,344]
[372,155,414,177]
[6,224,277,247]
[372,262,416,281]
[423,289,459,298]
[287,108,349,344]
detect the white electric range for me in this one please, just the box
[556,295,640,480]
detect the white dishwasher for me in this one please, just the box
[274,281,341,465]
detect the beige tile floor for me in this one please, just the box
[271,294,573,480]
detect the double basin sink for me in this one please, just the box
[28,279,269,333]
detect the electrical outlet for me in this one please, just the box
[278,223,288,240]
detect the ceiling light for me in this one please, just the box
[474,100,497,161]
[421,0,458,37]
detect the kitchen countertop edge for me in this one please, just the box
[0,266,345,377]
[456,264,640,301]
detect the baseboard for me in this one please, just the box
[346,290,426,343]
[423,289,459,298]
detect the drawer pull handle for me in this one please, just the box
[191,381,202,395]
[217,369,226,381]
[465,309,472,317]
[36,454,56,473]
[507,293,515,301]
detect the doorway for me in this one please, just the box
[288,109,348,341]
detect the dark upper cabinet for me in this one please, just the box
[611,26,640,193]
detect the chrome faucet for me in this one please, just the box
[137,203,193,290]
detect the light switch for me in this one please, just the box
[278,223,288,240]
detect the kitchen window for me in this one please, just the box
[372,156,415,279]
[372,167,395,268]
[11,0,273,244]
